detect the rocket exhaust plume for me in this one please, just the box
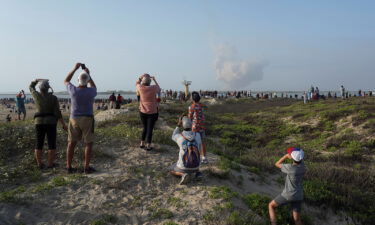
[214,43,268,89]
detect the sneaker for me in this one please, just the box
[66,167,77,174]
[84,166,97,174]
[38,163,46,170]
[201,158,209,164]
[179,173,191,185]
[195,171,203,181]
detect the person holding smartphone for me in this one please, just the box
[30,78,67,169]
[16,89,26,120]
[64,63,97,174]
[136,73,160,151]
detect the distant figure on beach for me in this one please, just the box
[170,115,202,185]
[16,90,26,120]
[269,148,305,225]
[136,74,160,151]
[64,63,97,174]
[30,79,67,169]
[188,91,208,164]
[340,85,345,99]
[303,92,308,104]
[6,114,11,122]
[109,93,116,109]
[116,94,123,109]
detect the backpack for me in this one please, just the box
[182,134,200,168]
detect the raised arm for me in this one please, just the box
[150,76,160,88]
[64,63,81,85]
[275,154,291,169]
[84,68,96,88]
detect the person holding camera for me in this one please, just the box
[170,115,202,185]
[268,148,305,225]
[30,79,67,169]
[16,90,26,120]
[64,63,97,174]
[136,73,160,151]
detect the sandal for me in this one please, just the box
[139,145,145,149]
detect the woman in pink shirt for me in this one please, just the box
[136,74,161,151]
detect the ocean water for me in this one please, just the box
[0,93,137,100]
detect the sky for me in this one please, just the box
[0,0,375,92]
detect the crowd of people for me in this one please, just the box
[4,68,375,224]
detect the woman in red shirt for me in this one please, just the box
[136,74,161,151]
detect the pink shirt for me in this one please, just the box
[136,82,160,114]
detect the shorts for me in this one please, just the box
[195,130,206,139]
[35,124,57,150]
[68,117,95,143]
[274,195,302,212]
[18,107,26,115]
[170,163,198,174]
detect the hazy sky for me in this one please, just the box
[1,0,374,92]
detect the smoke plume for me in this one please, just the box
[214,44,268,89]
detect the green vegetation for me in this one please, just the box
[209,186,238,200]
[0,186,26,203]
[150,208,174,219]
[202,98,375,224]
[89,214,118,225]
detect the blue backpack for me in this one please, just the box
[182,134,200,168]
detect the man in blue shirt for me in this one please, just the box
[16,90,26,120]
[64,63,97,174]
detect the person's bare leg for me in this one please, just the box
[23,112,26,121]
[34,149,43,167]
[84,142,93,169]
[66,141,77,168]
[170,171,184,177]
[18,114,21,120]
[47,150,55,167]
[201,142,206,157]
[268,200,278,225]
[292,210,302,225]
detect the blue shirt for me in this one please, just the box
[66,83,97,118]
[16,96,26,108]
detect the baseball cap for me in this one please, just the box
[182,116,192,129]
[287,147,304,162]
[38,80,50,91]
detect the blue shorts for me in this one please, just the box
[17,107,26,115]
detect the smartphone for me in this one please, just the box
[81,64,86,70]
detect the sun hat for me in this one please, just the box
[78,72,90,86]
[287,147,304,162]
[182,116,192,129]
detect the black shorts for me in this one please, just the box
[35,124,57,150]
[274,195,302,212]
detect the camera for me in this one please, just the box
[81,64,86,70]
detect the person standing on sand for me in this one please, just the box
[136,74,160,151]
[340,85,345,99]
[109,93,116,109]
[188,91,208,164]
[30,79,67,169]
[64,63,97,174]
[16,90,26,120]
[269,148,305,225]
[170,115,202,185]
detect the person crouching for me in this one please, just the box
[170,115,203,185]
